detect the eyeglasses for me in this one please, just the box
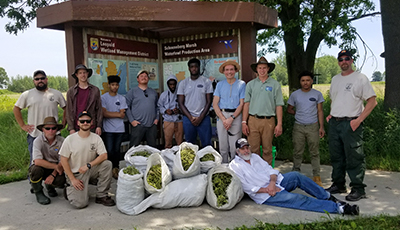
[34,77,46,81]
[143,90,148,97]
[79,119,92,124]
[44,127,57,130]
[338,57,351,62]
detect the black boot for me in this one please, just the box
[31,182,51,205]
[45,184,58,197]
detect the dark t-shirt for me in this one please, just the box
[75,87,91,130]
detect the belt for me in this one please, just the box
[221,109,236,112]
[250,114,273,119]
[331,116,358,121]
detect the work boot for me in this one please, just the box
[45,184,58,197]
[31,182,51,205]
[345,190,366,201]
[313,176,323,187]
[325,184,347,194]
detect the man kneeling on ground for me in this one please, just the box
[60,111,115,208]
[229,138,359,215]
[30,117,66,205]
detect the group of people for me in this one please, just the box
[14,49,376,215]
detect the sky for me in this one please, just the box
[0,0,384,80]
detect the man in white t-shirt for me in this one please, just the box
[287,71,325,186]
[60,111,115,208]
[177,58,213,147]
[13,70,66,165]
[325,50,377,202]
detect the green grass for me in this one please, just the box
[230,214,400,230]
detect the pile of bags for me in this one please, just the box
[117,142,243,215]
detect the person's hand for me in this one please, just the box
[44,175,54,185]
[326,115,332,123]
[22,124,35,133]
[131,120,141,127]
[78,165,89,174]
[71,177,84,191]
[223,117,233,130]
[274,124,282,137]
[95,127,102,135]
[118,111,125,118]
[153,119,158,125]
[265,183,281,196]
[319,128,325,138]
[191,117,200,126]
[56,164,63,175]
[69,129,76,135]
[166,109,173,115]
[242,123,249,136]
[173,108,180,114]
[350,118,362,131]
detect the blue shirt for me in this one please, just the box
[213,79,246,109]
[287,89,324,124]
[101,92,128,133]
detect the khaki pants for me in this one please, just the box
[216,112,242,163]
[248,116,275,164]
[292,122,320,177]
[163,121,183,148]
[65,160,112,209]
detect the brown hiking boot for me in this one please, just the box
[112,168,119,180]
[95,196,115,206]
[313,176,323,187]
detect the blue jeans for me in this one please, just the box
[103,132,124,168]
[183,115,211,147]
[264,172,339,213]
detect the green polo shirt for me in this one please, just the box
[244,77,284,116]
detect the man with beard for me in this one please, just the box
[177,58,213,147]
[14,70,66,165]
[29,117,66,205]
[158,75,183,148]
[229,138,360,215]
[60,111,115,208]
[325,50,377,201]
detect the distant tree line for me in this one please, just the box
[0,67,68,92]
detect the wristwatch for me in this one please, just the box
[87,163,92,169]
[231,115,236,119]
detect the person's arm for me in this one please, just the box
[317,103,325,138]
[61,106,67,128]
[213,95,225,121]
[194,92,213,125]
[178,94,192,120]
[350,96,377,131]
[102,107,125,118]
[77,153,107,175]
[95,89,103,135]
[258,174,281,196]
[66,89,75,132]
[34,159,58,170]
[13,106,34,133]
[242,102,250,136]
[274,106,283,137]
[287,104,295,115]
[61,155,84,190]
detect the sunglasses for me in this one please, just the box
[79,119,92,124]
[44,127,57,130]
[143,90,148,97]
[34,77,46,81]
[338,57,351,62]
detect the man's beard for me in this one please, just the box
[79,126,91,132]
[35,83,47,91]
[238,152,251,161]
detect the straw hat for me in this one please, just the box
[219,59,240,74]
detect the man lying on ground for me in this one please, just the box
[229,138,359,215]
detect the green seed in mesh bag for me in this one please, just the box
[212,172,232,207]
[122,165,140,175]
[180,147,195,171]
[147,164,162,189]
[200,153,215,162]
[131,150,151,157]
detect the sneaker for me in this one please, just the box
[325,184,347,194]
[112,168,119,180]
[328,195,347,205]
[342,203,360,216]
[95,196,116,206]
[345,190,366,201]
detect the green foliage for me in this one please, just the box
[371,71,383,82]
[131,151,151,157]
[7,75,68,93]
[212,172,232,207]
[0,95,17,111]
[314,55,341,84]
[200,153,215,162]
[123,166,140,175]
[0,67,9,89]
[181,147,195,171]
[147,164,162,189]
[270,53,288,85]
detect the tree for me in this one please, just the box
[269,53,288,85]
[0,0,64,35]
[314,55,341,84]
[257,0,378,92]
[380,0,400,110]
[371,71,382,82]
[7,75,33,93]
[0,67,9,89]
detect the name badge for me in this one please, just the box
[197,84,204,88]
[309,97,316,102]
[265,86,273,91]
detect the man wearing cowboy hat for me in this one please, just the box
[29,116,66,205]
[213,59,246,163]
[242,57,284,164]
[66,64,103,135]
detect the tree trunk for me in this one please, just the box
[381,0,400,110]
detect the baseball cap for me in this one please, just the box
[235,138,250,149]
[78,111,92,119]
[337,50,352,59]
